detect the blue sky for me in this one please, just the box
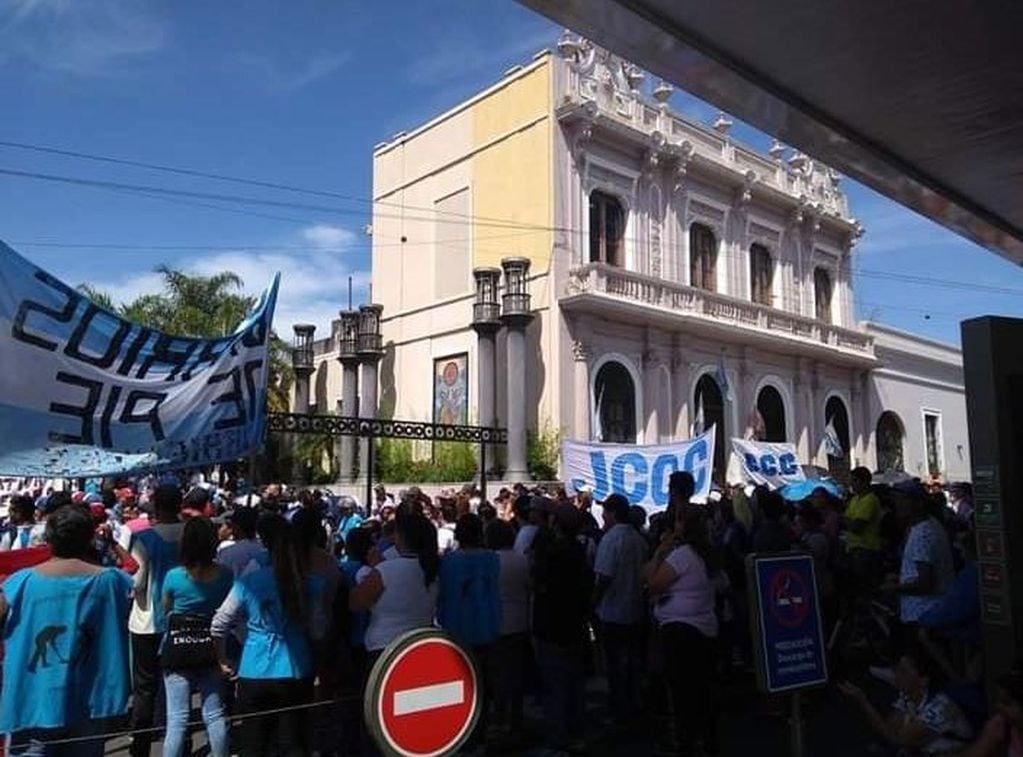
[2,0,1021,346]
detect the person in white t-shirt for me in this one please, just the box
[646,499,719,755]
[436,502,458,555]
[593,493,648,725]
[349,512,439,657]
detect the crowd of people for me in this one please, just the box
[0,468,1019,757]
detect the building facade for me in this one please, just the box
[306,35,971,484]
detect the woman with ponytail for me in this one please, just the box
[211,514,324,756]
[350,509,439,663]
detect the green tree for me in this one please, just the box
[79,266,294,413]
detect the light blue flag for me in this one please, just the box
[0,240,279,477]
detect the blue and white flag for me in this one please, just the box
[821,417,844,459]
[716,357,733,402]
[562,427,716,511]
[0,241,279,477]
[731,438,806,490]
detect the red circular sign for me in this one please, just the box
[366,630,480,757]
[768,568,810,629]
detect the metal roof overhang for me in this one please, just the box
[519,0,1023,264]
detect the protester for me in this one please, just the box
[217,508,265,577]
[161,517,233,757]
[0,504,133,757]
[211,516,321,756]
[127,484,185,757]
[437,501,458,555]
[839,650,973,753]
[512,494,539,555]
[531,503,593,753]
[846,466,884,589]
[0,495,44,551]
[884,480,955,638]
[752,488,791,553]
[593,493,648,727]
[646,504,719,755]
[350,511,439,659]
[484,518,530,741]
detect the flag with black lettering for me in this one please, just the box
[0,240,279,476]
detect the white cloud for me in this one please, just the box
[0,0,166,76]
[226,51,349,93]
[84,224,368,337]
[301,223,357,249]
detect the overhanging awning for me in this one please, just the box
[519,0,1023,264]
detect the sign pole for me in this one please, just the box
[479,437,487,503]
[245,450,257,507]
[365,425,374,512]
[790,691,805,757]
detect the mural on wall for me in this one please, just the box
[433,353,468,426]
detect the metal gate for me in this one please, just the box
[266,412,507,504]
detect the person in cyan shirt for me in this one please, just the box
[211,515,322,756]
[0,504,133,757]
[161,517,233,757]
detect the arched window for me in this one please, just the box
[756,385,787,442]
[825,396,851,481]
[750,244,774,305]
[594,361,636,443]
[589,191,625,266]
[694,373,726,482]
[876,411,905,472]
[690,223,717,291]
[814,267,833,323]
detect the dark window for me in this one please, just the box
[756,386,786,442]
[825,396,851,483]
[589,191,624,266]
[876,411,905,472]
[750,244,774,305]
[694,374,726,483]
[924,413,942,476]
[690,223,717,291]
[594,361,635,443]
[814,267,833,323]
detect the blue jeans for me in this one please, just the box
[163,667,228,757]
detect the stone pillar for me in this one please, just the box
[357,305,384,483]
[336,310,360,483]
[572,340,591,441]
[472,267,502,471]
[793,358,812,463]
[501,257,534,482]
[671,346,692,440]
[290,324,315,484]
[737,348,754,439]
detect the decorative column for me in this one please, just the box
[472,268,502,471]
[357,304,384,484]
[290,324,315,484]
[793,358,812,463]
[501,257,534,481]
[671,342,693,441]
[737,347,754,439]
[337,309,360,483]
[291,324,315,414]
[572,340,591,441]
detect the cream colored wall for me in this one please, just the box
[368,55,557,448]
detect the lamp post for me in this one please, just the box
[337,309,361,483]
[357,304,384,498]
[291,324,316,413]
[290,324,316,484]
[472,268,502,475]
[500,257,533,482]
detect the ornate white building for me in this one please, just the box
[305,34,970,484]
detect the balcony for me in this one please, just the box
[562,263,877,367]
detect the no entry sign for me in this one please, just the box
[364,628,481,757]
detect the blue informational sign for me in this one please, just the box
[749,553,828,693]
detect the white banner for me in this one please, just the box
[731,438,806,489]
[562,427,716,510]
[0,240,279,477]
